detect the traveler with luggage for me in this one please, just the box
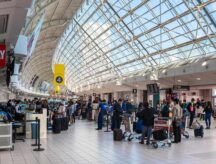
[187,98,196,129]
[59,102,66,116]
[112,99,123,130]
[140,102,154,145]
[172,99,183,143]
[204,101,213,129]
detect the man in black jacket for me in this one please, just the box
[112,99,123,130]
[140,102,154,145]
[187,98,196,129]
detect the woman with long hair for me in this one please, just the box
[204,101,213,129]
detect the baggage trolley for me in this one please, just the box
[181,116,189,139]
[122,113,134,141]
[151,117,172,149]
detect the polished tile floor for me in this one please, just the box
[1,120,216,164]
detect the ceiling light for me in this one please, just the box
[162,69,166,73]
[202,61,207,66]
[97,85,101,89]
[116,80,122,86]
[196,78,201,81]
[177,80,182,83]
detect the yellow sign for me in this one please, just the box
[54,64,64,86]
[54,85,60,94]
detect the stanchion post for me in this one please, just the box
[31,117,38,146]
[33,118,44,151]
[104,111,110,132]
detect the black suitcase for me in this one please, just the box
[153,129,168,141]
[194,125,204,137]
[88,111,92,121]
[53,118,61,133]
[113,129,123,141]
[61,117,68,131]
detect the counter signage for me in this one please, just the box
[0,44,6,68]
[173,85,190,91]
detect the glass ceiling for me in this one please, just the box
[53,0,216,91]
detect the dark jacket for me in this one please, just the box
[204,107,213,114]
[113,102,122,116]
[187,102,196,114]
[141,107,155,126]
[161,105,169,118]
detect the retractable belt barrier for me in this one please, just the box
[25,117,45,151]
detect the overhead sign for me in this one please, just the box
[54,85,60,94]
[54,64,65,86]
[27,15,44,57]
[0,44,6,68]
[173,85,190,91]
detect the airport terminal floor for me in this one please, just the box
[1,120,216,164]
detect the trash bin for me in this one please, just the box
[31,122,38,139]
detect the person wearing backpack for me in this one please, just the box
[161,101,170,118]
[204,101,213,129]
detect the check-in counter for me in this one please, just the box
[25,109,47,139]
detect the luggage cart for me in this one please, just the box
[122,113,134,141]
[151,117,172,149]
[181,116,189,139]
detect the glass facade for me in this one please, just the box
[53,0,216,91]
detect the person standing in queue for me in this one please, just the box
[140,102,154,145]
[112,99,123,130]
[96,100,107,130]
[172,99,183,143]
[187,98,196,129]
[204,101,213,129]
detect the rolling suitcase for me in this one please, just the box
[194,125,204,138]
[53,118,61,133]
[61,117,68,131]
[113,129,123,141]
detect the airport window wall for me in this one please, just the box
[53,0,216,92]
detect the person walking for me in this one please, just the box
[187,98,196,129]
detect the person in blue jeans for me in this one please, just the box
[96,100,108,130]
[140,102,155,145]
[204,101,213,129]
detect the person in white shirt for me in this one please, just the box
[58,102,66,117]
[92,100,99,121]
[172,99,183,143]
